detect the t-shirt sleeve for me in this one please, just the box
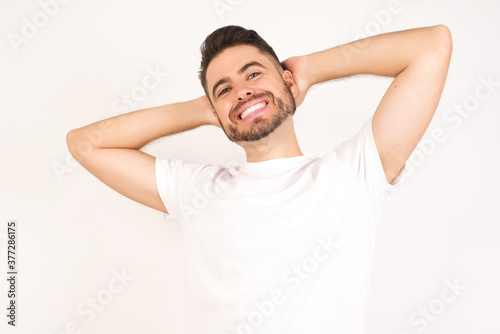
[155,157,220,222]
[331,117,406,216]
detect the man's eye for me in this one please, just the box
[219,88,230,96]
[248,72,260,79]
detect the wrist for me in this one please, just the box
[191,95,220,127]
[306,51,332,86]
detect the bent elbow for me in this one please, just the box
[433,24,453,57]
[66,129,87,161]
[66,129,77,155]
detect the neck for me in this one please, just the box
[239,118,303,162]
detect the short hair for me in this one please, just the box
[198,25,282,98]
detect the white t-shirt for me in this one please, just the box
[155,117,404,334]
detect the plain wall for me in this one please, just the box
[1,0,499,333]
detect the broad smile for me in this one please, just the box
[236,98,269,121]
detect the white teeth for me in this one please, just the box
[240,102,267,120]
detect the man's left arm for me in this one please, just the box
[283,25,453,184]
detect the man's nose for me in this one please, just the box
[236,84,255,100]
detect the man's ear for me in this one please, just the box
[282,70,299,98]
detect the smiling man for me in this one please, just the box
[67,25,452,333]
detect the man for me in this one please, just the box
[67,25,452,333]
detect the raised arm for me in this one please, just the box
[66,95,219,213]
[283,25,453,184]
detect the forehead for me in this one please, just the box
[206,45,275,89]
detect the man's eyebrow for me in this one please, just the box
[212,61,267,98]
[237,61,266,75]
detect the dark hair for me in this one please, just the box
[198,25,282,98]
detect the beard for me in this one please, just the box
[219,83,297,142]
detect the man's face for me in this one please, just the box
[206,44,297,142]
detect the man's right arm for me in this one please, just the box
[66,96,219,213]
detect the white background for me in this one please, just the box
[1,0,499,333]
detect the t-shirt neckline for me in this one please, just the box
[238,155,312,177]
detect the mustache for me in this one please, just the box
[230,92,273,120]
